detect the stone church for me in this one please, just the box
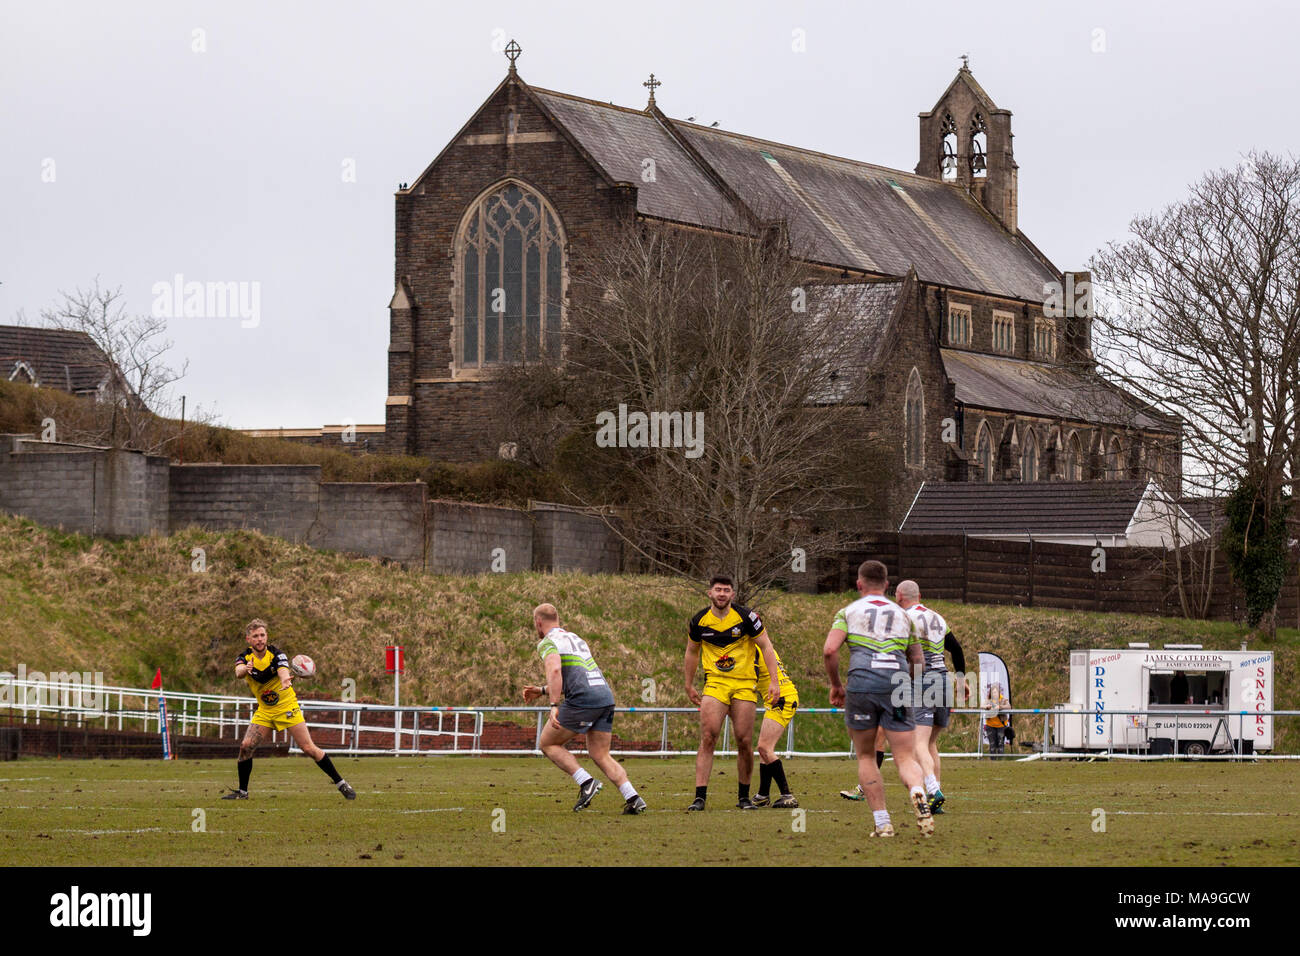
[382,47,1182,525]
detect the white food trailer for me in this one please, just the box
[1054,645,1273,754]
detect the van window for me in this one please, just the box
[1149,670,1226,707]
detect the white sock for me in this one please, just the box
[572,768,593,786]
[910,785,926,799]
[873,810,891,827]
[924,774,940,795]
[618,782,637,800]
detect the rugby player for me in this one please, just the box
[751,643,799,808]
[896,580,965,814]
[824,561,932,837]
[684,575,781,811]
[222,619,355,800]
[521,604,646,814]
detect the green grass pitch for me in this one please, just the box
[2,756,1298,866]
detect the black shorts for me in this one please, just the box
[844,690,914,732]
[555,702,615,735]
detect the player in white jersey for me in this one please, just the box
[896,580,964,814]
[824,560,932,837]
[521,604,646,814]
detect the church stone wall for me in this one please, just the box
[389,80,632,461]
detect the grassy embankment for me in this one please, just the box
[2,513,1295,753]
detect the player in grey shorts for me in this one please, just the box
[824,560,932,837]
[897,580,965,814]
[521,603,647,814]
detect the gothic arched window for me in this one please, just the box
[1020,427,1039,482]
[940,113,958,181]
[905,368,924,468]
[1065,431,1082,481]
[456,180,565,368]
[970,112,988,179]
[975,421,994,481]
[1106,436,1125,479]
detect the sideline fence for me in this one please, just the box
[2,677,1296,760]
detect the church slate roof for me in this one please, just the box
[940,348,1173,430]
[900,479,1152,536]
[531,91,737,230]
[671,123,1057,301]
[810,281,904,403]
[528,86,1059,301]
[0,325,112,394]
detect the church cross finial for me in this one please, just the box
[505,39,522,74]
[643,72,661,107]
[960,53,970,72]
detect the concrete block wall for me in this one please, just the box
[0,435,168,537]
[428,500,534,573]
[531,502,622,573]
[168,464,322,542]
[2,434,625,574]
[308,482,427,566]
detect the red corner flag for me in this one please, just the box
[150,667,162,690]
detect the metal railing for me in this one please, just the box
[2,678,1296,759]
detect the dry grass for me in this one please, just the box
[1,514,1295,750]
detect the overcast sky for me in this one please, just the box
[3,0,1297,430]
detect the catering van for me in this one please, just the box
[1054,644,1272,754]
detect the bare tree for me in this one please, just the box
[494,220,896,602]
[1091,151,1300,629]
[38,279,188,453]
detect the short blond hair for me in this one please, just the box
[533,603,559,624]
[245,618,268,636]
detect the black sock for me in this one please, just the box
[875,750,885,769]
[316,755,342,784]
[769,758,790,795]
[237,758,252,791]
[758,762,772,797]
[738,781,750,800]
[695,785,707,801]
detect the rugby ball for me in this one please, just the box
[290,654,316,678]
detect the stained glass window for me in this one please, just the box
[456,182,565,368]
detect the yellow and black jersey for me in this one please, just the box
[755,646,798,699]
[235,644,298,711]
[688,604,765,681]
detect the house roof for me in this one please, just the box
[527,83,1059,301]
[900,480,1152,536]
[0,325,111,393]
[941,349,1174,431]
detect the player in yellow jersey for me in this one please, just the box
[684,575,781,811]
[751,643,799,808]
[221,619,355,801]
